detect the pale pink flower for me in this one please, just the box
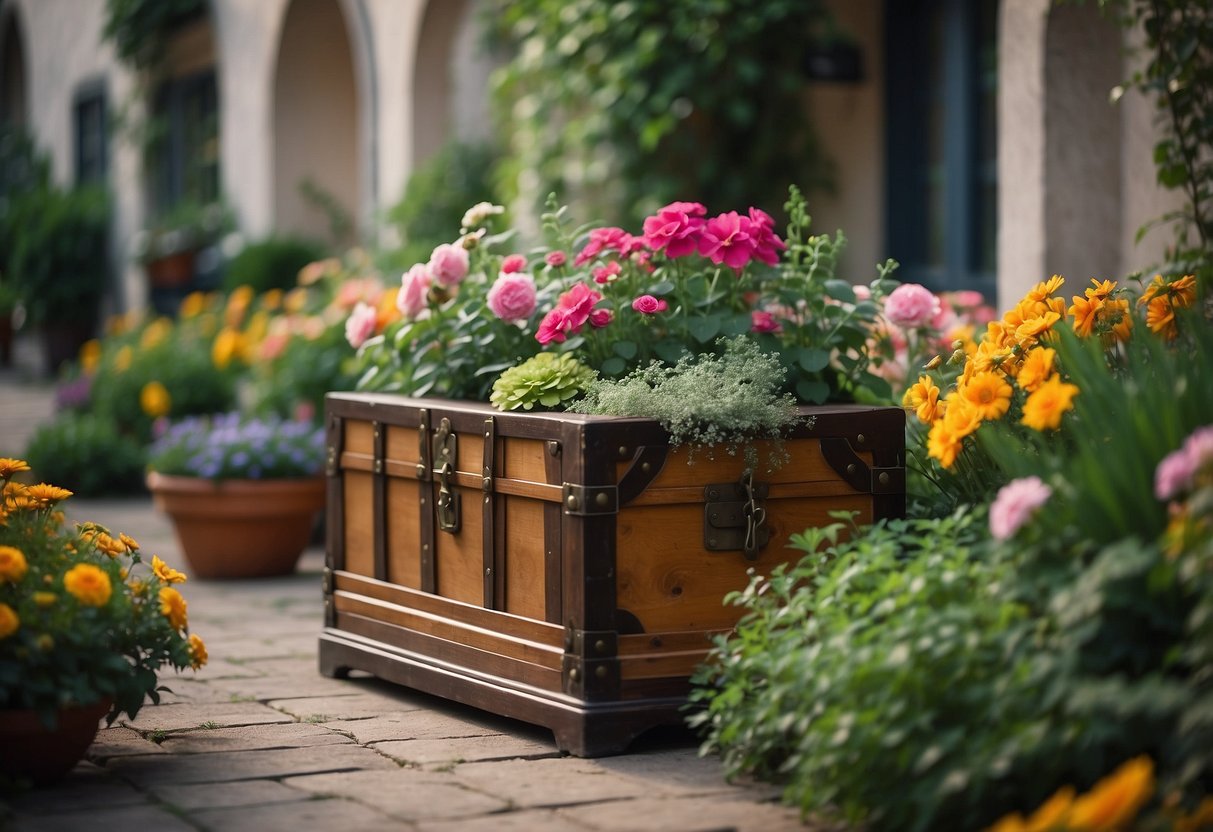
[344,301,378,348]
[1155,425,1213,500]
[631,295,668,314]
[989,476,1052,540]
[699,211,757,270]
[501,254,527,274]
[641,202,706,258]
[259,332,290,362]
[574,227,641,266]
[750,310,782,334]
[593,261,622,284]
[545,250,567,267]
[885,283,941,329]
[853,285,872,302]
[486,273,537,322]
[396,264,432,319]
[428,243,470,287]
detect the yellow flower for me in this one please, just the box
[225,284,255,328]
[0,545,27,583]
[1102,298,1132,344]
[188,633,208,669]
[159,586,188,630]
[64,563,113,607]
[36,633,54,651]
[152,555,188,585]
[927,419,963,469]
[284,286,309,313]
[114,344,132,372]
[79,339,102,374]
[179,291,208,319]
[1016,347,1057,393]
[959,372,1013,422]
[119,533,139,552]
[1022,375,1080,431]
[25,483,73,507]
[1014,311,1061,347]
[0,458,31,479]
[140,380,173,419]
[0,603,18,638]
[1025,274,1066,304]
[1024,786,1075,832]
[902,375,941,424]
[983,813,1028,832]
[140,317,173,350]
[33,591,57,608]
[1068,294,1104,338]
[1067,756,1154,831]
[1085,278,1117,301]
[212,327,246,369]
[1138,273,1197,308]
[261,288,284,311]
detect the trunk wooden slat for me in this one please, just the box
[320,392,904,756]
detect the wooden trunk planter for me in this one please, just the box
[319,392,905,756]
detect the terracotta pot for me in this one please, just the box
[144,250,198,288]
[0,699,111,785]
[146,472,326,579]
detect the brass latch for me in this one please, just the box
[432,418,460,533]
[704,470,770,561]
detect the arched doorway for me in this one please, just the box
[0,4,28,127]
[272,0,361,246]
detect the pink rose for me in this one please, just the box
[593,261,622,284]
[344,301,378,348]
[989,476,1052,540]
[501,254,527,274]
[853,285,872,302]
[396,264,432,319]
[699,211,757,270]
[428,243,470,287]
[642,202,706,258]
[545,250,567,267]
[750,310,782,334]
[884,283,941,329]
[486,274,537,322]
[631,295,668,314]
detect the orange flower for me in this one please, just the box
[1146,295,1178,340]
[1067,756,1154,831]
[140,381,172,419]
[1021,375,1080,431]
[0,603,17,639]
[1016,347,1056,393]
[1023,786,1076,832]
[0,545,27,583]
[83,530,126,558]
[959,372,1013,421]
[927,419,965,469]
[159,586,188,630]
[902,375,941,424]
[188,633,208,669]
[25,483,73,507]
[152,555,188,585]
[79,339,102,374]
[0,458,31,479]
[119,533,140,552]
[64,563,113,607]
[1068,294,1104,338]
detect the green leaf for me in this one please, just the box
[824,279,856,303]
[649,279,676,295]
[689,315,721,343]
[612,340,638,359]
[797,347,830,373]
[654,341,687,364]
[795,379,830,403]
[599,357,627,376]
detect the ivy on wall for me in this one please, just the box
[486,0,842,225]
[102,0,207,73]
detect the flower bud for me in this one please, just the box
[925,355,943,370]
[951,340,964,351]
[948,349,966,366]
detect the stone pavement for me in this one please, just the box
[0,359,823,832]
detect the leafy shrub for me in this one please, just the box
[222,236,328,294]
[22,413,147,497]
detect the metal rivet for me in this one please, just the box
[595,492,609,508]
[641,462,651,474]
[857,433,866,445]
[708,538,717,547]
[569,668,580,682]
[415,464,425,478]
[595,665,608,679]
[618,446,629,458]
[420,497,426,505]
[485,567,492,576]
[547,441,560,457]
[708,489,718,500]
[482,477,492,492]
[878,471,890,486]
[594,639,607,654]
[422,543,429,551]
[566,494,580,511]
[484,496,491,505]
[846,464,857,475]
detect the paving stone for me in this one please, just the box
[415,807,596,832]
[191,796,404,832]
[10,803,196,832]
[157,721,353,754]
[149,779,315,811]
[267,691,426,721]
[3,762,148,814]
[87,726,168,760]
[374,733,561,768]
[559,795,816,832]
[447,757,654,808]
[106,744,398,786]
[119,701,296,732]
[197,672,359,702]
[284,768,508,821]
[590,749,769,797]
[148,678,245,705]
[324,710,504,744]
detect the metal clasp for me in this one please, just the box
[433,418,460,533]
[703,470,770,560]
[739,469,767,561]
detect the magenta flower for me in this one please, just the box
[396,264,432,320]
[747,207,786,266]
[631,295,668,314]
[501,253,527,274]
[698,211,758,270]
[428,243,470,287]
[535,283,608,345]
[535,307,572,345]
[750,310,782,334]
[344,301,378,348]
[989,476,1052,540]
[486,273,537,322]
[641,201,706,258]
[593,261,622,284]
[545,250,567,267]
[885,283,941,329]
[574,227,641,266]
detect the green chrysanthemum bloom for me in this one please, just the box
[490,353,597,411]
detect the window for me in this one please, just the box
[73,82,107,185]
[149,69,219,214]
[885,0,998,301]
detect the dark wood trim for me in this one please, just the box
[418,408,436,593]
[372,420,387,581]
[482,417,497,609]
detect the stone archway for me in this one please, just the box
[272,0,361,245]
[0,3,28,127]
